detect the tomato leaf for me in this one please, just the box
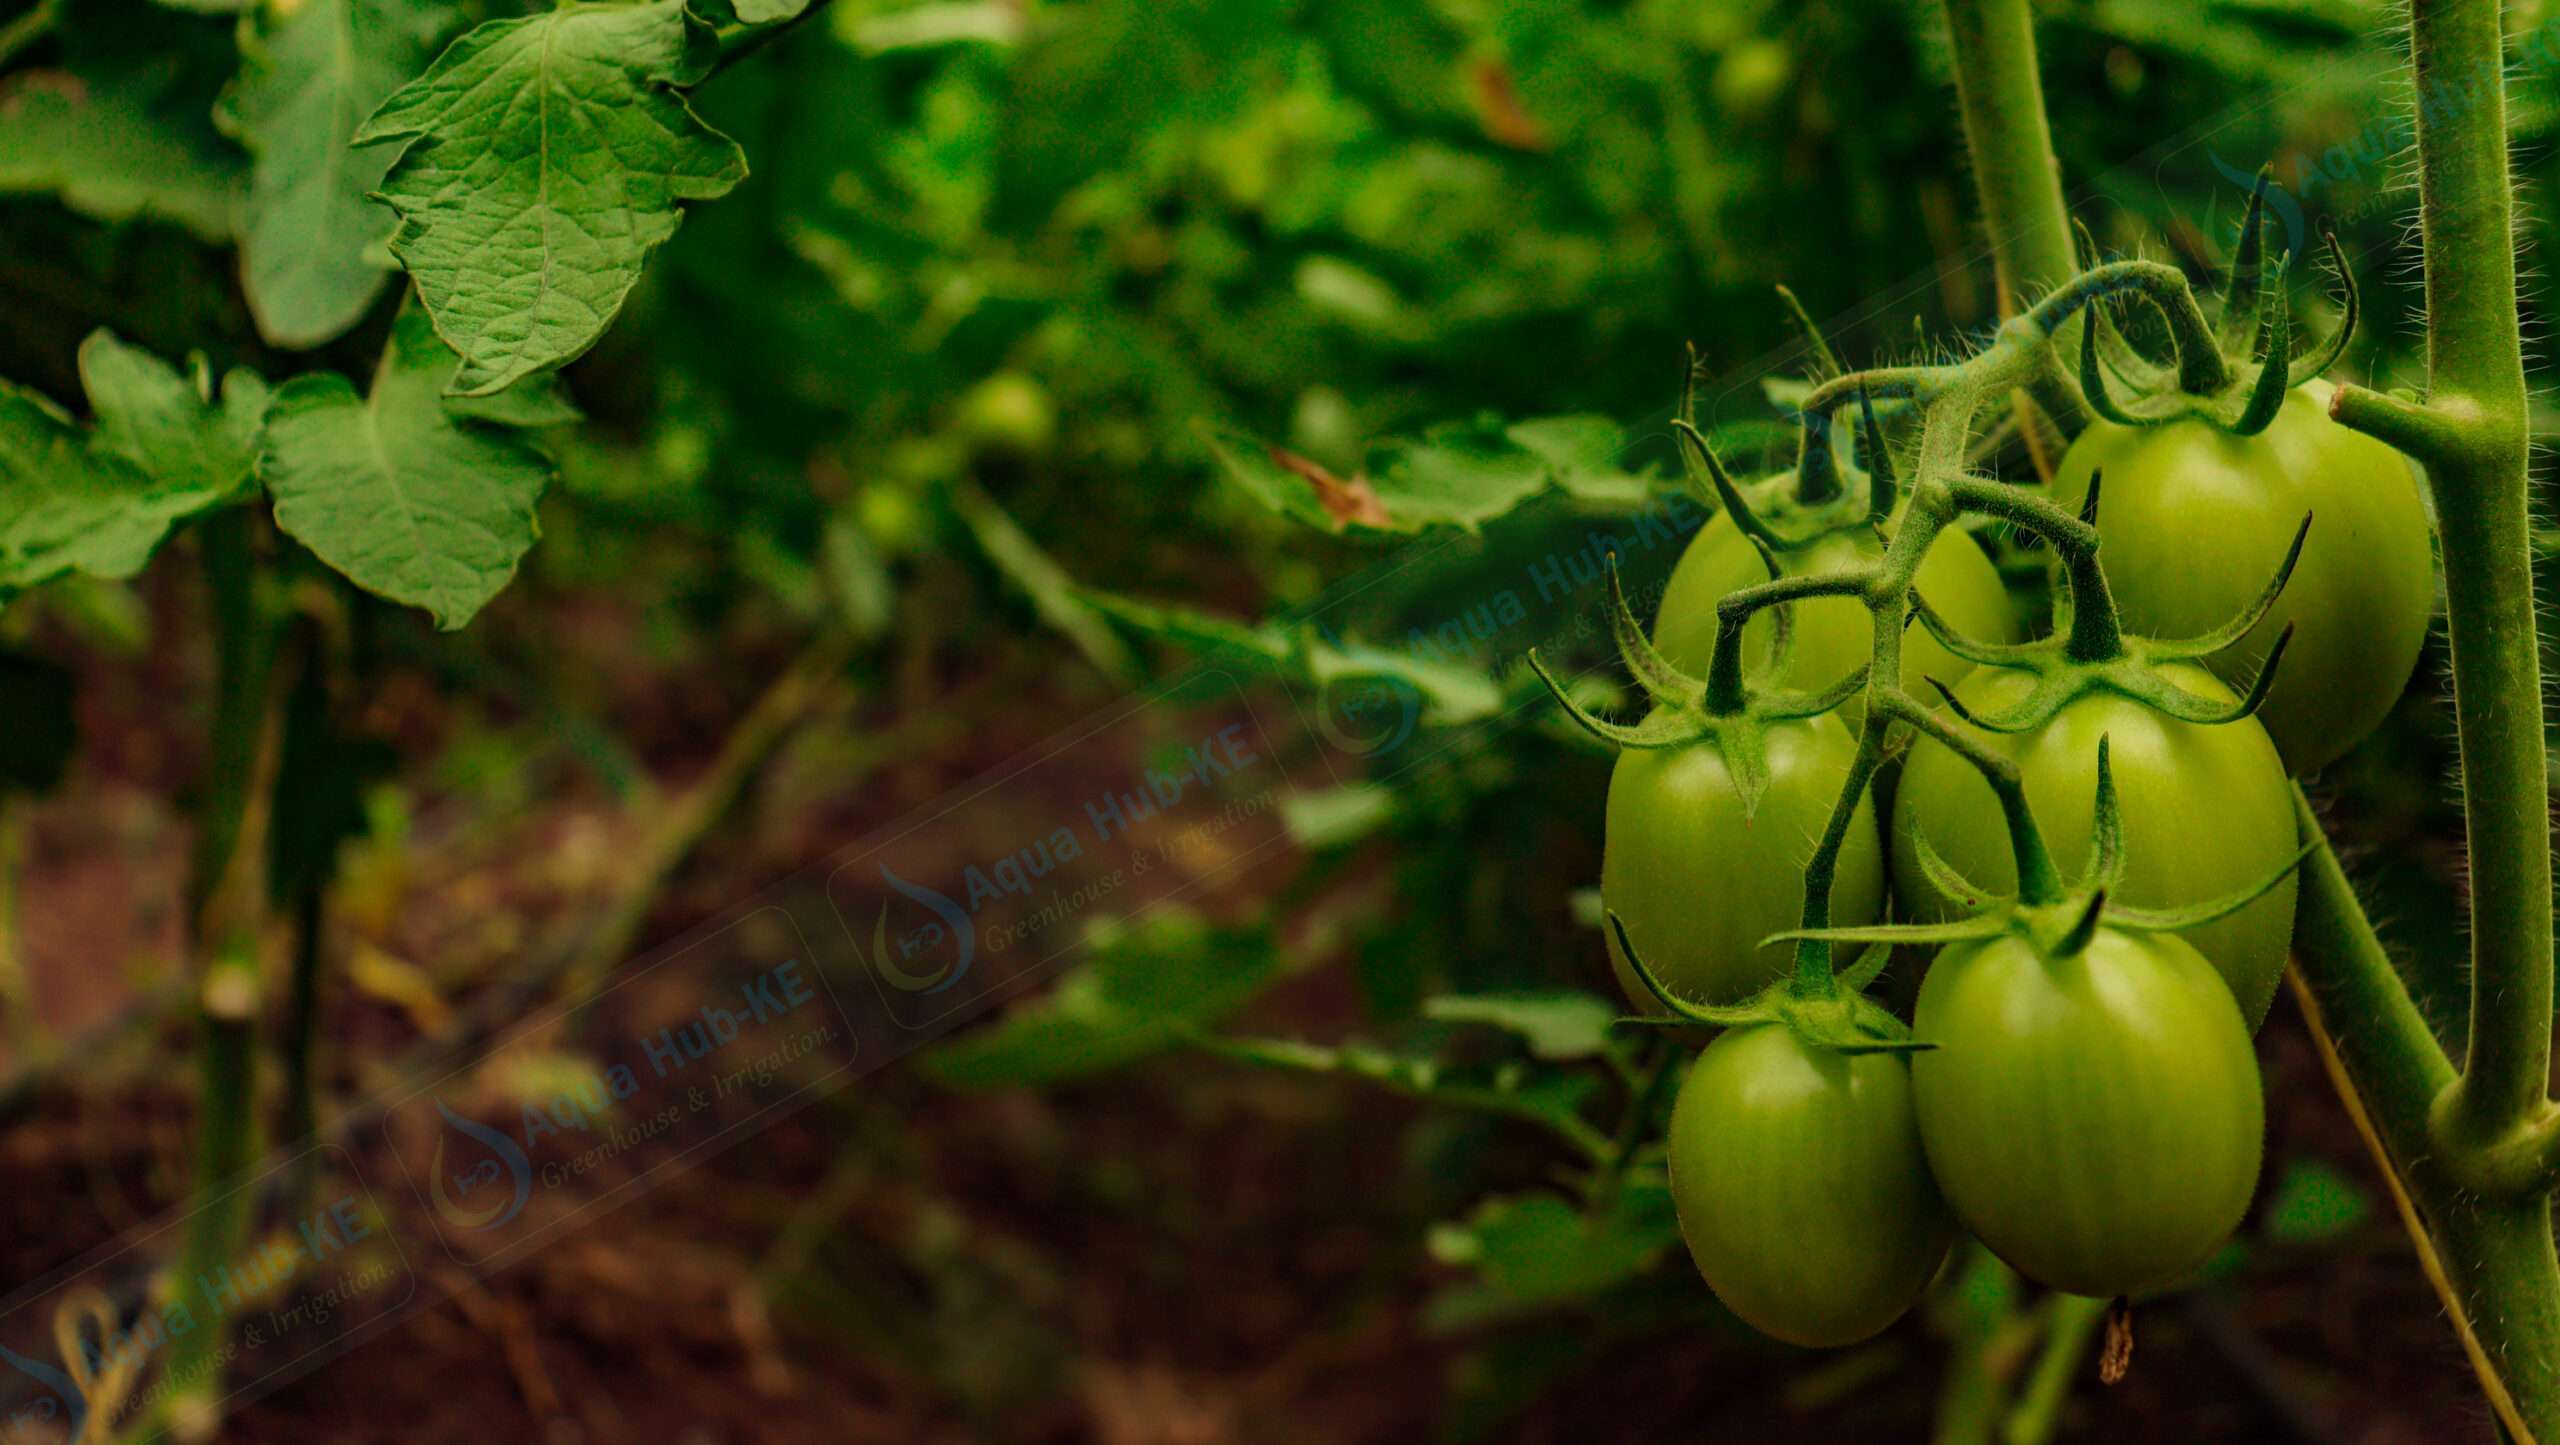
[0,334,265,594]
[230,0,456,349]
[80,331,268,504]
[1080,589,1505,729]
[260,306,557,629]
[922,911,1281,1090]
[1424,991,1623,1062]
[1203,413,1679,534]
[354,0,749,396]
[0,1,243,241]
[1425,1182,1682,1329]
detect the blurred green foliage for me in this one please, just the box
[0,0,2519,1433]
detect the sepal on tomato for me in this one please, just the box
[2067,178,2361,440]
[1787,736,2315,969]
[1605,912,1923,1054]
[1527,553,1859,819]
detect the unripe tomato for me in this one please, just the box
[1654,508,2018,727]
[1669,1024,1954,1346]
[1891,664,2296,1025]
[1604,714,1885,1010]
[1912,926,2263,1298]
[2053,380,2434,774]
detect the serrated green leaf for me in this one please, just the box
[445,374,582,430]
[78,331,265,504]
[1425,1181,1682,1330]
[260,306,554,629]
[231,0,454,349]
[0,67,241,241]
[0,338,263,593]
[1199,421,1337,530]
[1205,414,1673,534]
[1424,991,1622,1061]
[1082,589,1505,728]
[1364,416,1553,530]
[921,911,1282,1090]
[1505,414,1654,505]
[354,0,749,395]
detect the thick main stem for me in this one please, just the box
[2400,0,2553,1150]
[1941,0,2093,450]
[1942,0,2078,308]
[2283,0,2560,1430]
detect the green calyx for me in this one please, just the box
[1782,737,2313,966]
[1676,315,1901,529]
[1528,552,1862,817]
[2072,175,2359,439]
[1907,470,2313,733]
[1606,910,1924,1056]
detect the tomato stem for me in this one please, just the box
[1940,0,2076,312]
[156,510,292,1439]
[2270,0,2558,1428]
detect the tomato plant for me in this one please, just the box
[1667,1023,1953,1345]
[2053,378,2434,774]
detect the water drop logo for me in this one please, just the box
[1317,669,1420,758]
[428,1099,532,1231]
[0,1343,80,1440]
[868,865,974,994]
[2207,152,2305,263]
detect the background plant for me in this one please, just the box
[0,0,2545,1440]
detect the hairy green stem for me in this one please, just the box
[2330,0,2551,1158]
[1939,0,2096,440]
[1940,0,2077,306]
[2289,0,2560,1425]
[2413,0,2550,1154]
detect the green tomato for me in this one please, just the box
[2053,380,2434,774]
[1891,663,2297,1026]
[1912,926,2263,1298]
[1669,1024,1954,1347]
[1604,714,1885,1010]
[1654,509,2019,727]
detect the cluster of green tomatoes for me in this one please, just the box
[1545,242,2438,1349]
